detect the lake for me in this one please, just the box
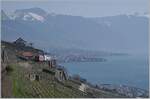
[62,54,149,90]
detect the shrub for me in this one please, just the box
[6,65,13,72]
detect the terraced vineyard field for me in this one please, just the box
[9,63,90,98]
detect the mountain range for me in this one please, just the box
[1,7,149,54]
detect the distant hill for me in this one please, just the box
[90,15,148,53]
[1,8,148,54]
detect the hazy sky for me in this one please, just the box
[2,0,149,17]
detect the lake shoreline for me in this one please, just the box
[62,55,149,91]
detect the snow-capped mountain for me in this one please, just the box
[1,8,149,53]
[11,7,48,22]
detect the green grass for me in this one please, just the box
[11,64,26,97]
[13,78,25,97]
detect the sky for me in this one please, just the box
[1,0,149,17]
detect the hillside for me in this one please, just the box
[1,41,128,98]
